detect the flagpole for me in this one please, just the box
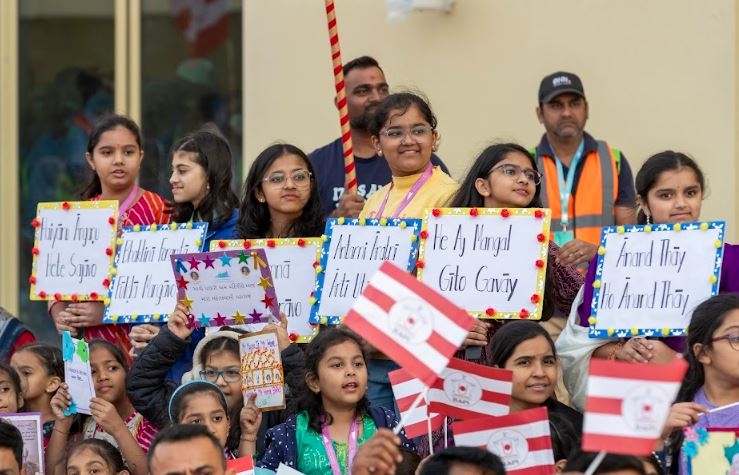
[443,416,448,449]
[584,451,607,475]
[705,399,739,414]
[393,390,426,436]
[426,417,434,455]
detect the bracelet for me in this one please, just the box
[240,435,257,442]
[53,427,69,435]
[608,340,624,360]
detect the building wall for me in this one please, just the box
[244,0,738,237]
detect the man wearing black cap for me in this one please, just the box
[533,71,636,267]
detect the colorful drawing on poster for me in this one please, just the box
[171,249,279,327]
[684,428,739,474]
[590,221,724,338]
[0,413,45,475]
[61,331,95,415]
[30,200,118,301]
[310,217,421,324]
[417,207,550,319]
[239,328,285,411]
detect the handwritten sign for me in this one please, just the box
[30,200,118,301]
[685,428,739,474]
[239,328,285,411]
[212,238,321,342]
[418,208,550,319]
[0,413,44,475]
[61,331,95,415]
[103,222,207,323]
[171,249,279,327]
[590,222,724,338]
[311,217,421,324]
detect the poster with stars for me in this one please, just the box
[589,221,724,338]
[103,222,207,323]
[170,248,280,328]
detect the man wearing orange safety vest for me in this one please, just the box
[533,71,636,269]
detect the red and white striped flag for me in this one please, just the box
[389,368,444,439]
[428,357,513,420]
[583,356,687,455]
[171,0,230,58]
[453,407,554,475]
[344,261,475,386]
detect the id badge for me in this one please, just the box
[553,230,575,247]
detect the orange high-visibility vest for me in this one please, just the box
[537,141,619,246]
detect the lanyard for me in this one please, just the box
[553,140,585,230]
[321,417,359,475]
[374,164,434,218]
[118,184,140,226]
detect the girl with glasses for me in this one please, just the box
[557,152,739,411]
[127,302,304,458]
[237,143,324,239]
[359,92,458,219]
[449,143,583,364]
[662,294,739,474]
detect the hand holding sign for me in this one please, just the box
[167,302,194,340]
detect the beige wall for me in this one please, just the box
[244,0,738,238]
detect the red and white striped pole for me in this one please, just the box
[324,0,357,193]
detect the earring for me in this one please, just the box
[258,198,265,203]
[377,149,383,157]
[645,214,651,225]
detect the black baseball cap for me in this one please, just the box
[538,71,585,103]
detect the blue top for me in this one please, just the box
[309,138,450,217]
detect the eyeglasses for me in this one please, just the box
[262,169,312,188]
[379,126,434,141]
[711,334,739,351]
[200,368,241,383]
[489,164,543,185]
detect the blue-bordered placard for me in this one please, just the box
[211,238,321,343]
[310,217,422,324]
[589,221,724,338]
[417,207,551,320]
[103,221,207,323]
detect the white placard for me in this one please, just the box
[62,331,95,415]
[590,222,725,338]
[0,413,44,475]
[103,222,207,323]
[418,208,551,319]
[311,217,421,324]
[30,200,118,300]
[213,238,321,342]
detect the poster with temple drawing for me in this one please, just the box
[589,221,724,338]
[239,328,285,411]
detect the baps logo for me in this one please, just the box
[488,430,529,469]
[443,372,483,406]
[621,385,669,433]
[388,299,433,344]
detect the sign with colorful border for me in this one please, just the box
[418,207,550,320]
[0,413,45,475]
[30,200,118,301]
[170,249,280,327]
[310,217,421,324]
[589,221,724,338]
[211,238,321,343]
[103,222,207,324]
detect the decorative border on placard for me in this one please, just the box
[418,207,551,320]
[103,222,207,324]
[211,238,322,343]
[310,217,422,325]
[30,200,119,301]
[589,221,725,338]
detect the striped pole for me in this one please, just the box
[324,0,357,193]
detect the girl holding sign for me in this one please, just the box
[47,340,154,475]
[359,92,458,220]
[250,327,414,472]
[49,115,169,356]
[662,294,739,474]
[557,151,739,410]
[237,143,324,239]
[450,143,584,363]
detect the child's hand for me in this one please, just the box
[51,304,78,337]
[167,302,193,340]
[351,428,403,475]
[129,324,161,357]
[65,302,104,328]
[50,383,73,421]
[239,393,262,438]
[265,312,291,352]
[89,397,126,436]
[661,402,709,439]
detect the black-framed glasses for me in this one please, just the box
[711,334,739,351]
[199,368,241,383]
[262,169,312,188]
[489,164,543,185]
